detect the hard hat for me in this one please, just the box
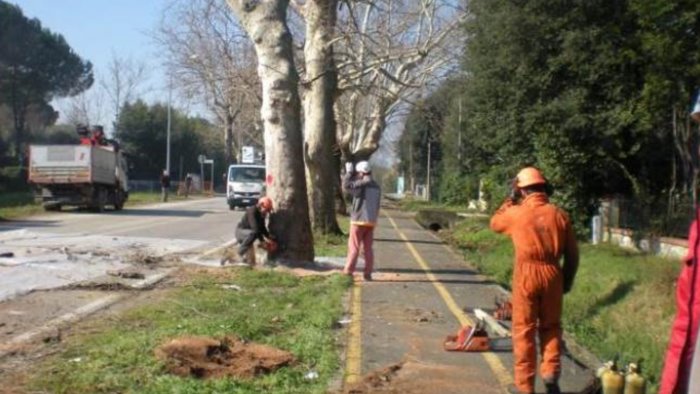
[355,161,371,174]
[258,196,273,211]
[516,167,546,188]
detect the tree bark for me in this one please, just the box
[302,0,341,234]
[226,0,314,262]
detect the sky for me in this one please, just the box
[13,0,173,128]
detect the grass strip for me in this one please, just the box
[442,216,679,392]
[28,268,352,394]
[314,216,350,258]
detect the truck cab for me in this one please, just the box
[226,164,266,210]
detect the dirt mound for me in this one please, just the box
[154,335,295,379]
[344,363,404,393]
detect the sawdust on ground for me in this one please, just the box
[154,335,295,379]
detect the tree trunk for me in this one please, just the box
[224,112,235,164]
[227,0,314,262]
[303,0,341,234]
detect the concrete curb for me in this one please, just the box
[0,270,171,359]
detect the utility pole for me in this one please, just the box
[166,75,172,175]
[426,139,432,201]
[458,97,462,162]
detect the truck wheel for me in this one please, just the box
[92,188,106,212]
[44,204,61,212]
[114,191,125,211]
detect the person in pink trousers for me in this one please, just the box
[342,160,381,281]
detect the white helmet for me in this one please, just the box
[355,161,371,174]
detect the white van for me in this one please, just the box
[226,164,266,210]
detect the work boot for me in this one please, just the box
[506,385,533,394]
[543,379,561,394]
[363,273,373,281]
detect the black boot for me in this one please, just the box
[544,380,561,394]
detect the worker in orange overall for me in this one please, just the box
[490,167,579,394]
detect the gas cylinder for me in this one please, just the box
[601,359,625,394]
[624,362,646,394]
[597,360,613,378]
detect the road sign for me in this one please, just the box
[198,154,206,164]
[241,146,254,164]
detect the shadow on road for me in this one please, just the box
[379,267,481,276]
[103,209,213,218]
[0,219,60,231]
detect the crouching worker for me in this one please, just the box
[228,196,276,267]
[490,167,579,394]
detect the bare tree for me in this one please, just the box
[226,0,314,262]
[155,0,262,164]
[58,87,108,128]
[335,0,465,160]
[100,53,149,134]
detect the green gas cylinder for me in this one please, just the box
[601,359,625,394]
[624,363,646,394]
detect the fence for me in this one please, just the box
[597,196,694,259]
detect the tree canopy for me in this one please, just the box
[399,0,700,235]
[0,1,93,161]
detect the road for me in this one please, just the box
[0,197,241,352]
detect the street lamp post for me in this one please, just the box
[166,75,172,175]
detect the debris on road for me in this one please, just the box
[107,269,145,280]
[0,252,14,258]
[154,335,295,379]
[343,362,404,393]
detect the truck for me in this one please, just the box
[226,164,266,210]
[28,144,129,212]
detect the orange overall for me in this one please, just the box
[490,193,579,393]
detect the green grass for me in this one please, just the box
[443,217,679,392]
[28,268,352,394]
[0,191,44,220]
[313,216,350,257]
[398,197,469,212]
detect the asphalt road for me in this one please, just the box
[0,196,240,243]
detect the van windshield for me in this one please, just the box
[229,167,265,182]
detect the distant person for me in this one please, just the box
[342,160,381,281]
[184,174,193,198]
[490,167,578,394]
[76,124,91,145]
[231,196,275,266]
[91,125,106,146]
[160,170,171,202]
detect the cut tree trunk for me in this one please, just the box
[227,0,314,262]
[303,0,341,234]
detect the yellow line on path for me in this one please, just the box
[384,212,513,391]
[344,284,363,385]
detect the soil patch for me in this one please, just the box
[343,363,404,393]
[154,335,295,379]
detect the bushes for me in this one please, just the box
[0,166,29,192]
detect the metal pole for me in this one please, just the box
[426,140,432,201]
[166,75,172,174]
[210,161,214,193]
[458,97,462,162]
[200,162,204,193]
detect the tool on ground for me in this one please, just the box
[474,308,511,338]
[493,296,513,321]
[443,318,490,352]
[261,239,278,253]
[624,361,646,394]
[600,357,625,394]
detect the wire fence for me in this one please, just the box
[602,197,694,239]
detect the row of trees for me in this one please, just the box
[151,0,464,261]
[0,1,93,167]
[399,0,700,236]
